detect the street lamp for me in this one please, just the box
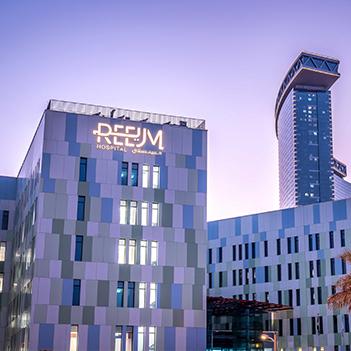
[261,331,278,351]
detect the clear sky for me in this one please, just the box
[1,0,351,220]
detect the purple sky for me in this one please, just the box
[1,0,351,220]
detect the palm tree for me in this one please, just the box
[328,250,351,311]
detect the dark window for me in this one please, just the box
[218,247,223,263]
[310,287,315,305]
[79,157,87,181]
[296,289,300,306]
[333,315,338,333]
[308,234,313,251]
[331,285,336,295]
[295,262,300,279]
[245,293,249,300]
[238,269,243,285]
[289,318,294,336]
[276,238,281,255]
[117,281,124,307]
[232,270,236,286]
[311,316,316,335]
[75,235,83,261]
[277,264,281,281]
[72,279,81,306]
[219,272,223,287]
[309,261,314,278]
[127,282,135,307]
[288,289,293,306]
[278,320,283,336]
[252,267,256,284]
[265,292,269,302]
[252,293,256,300]
[342,259,347,274]
[288,263,292,280]
[121,162,128,185]
[317,287,322,304]
[244,243,249,260]
[331,258,335,275]
[208,249,212,264]
[344,314,350,333]
[251,242,256,259]
[341,229,346,247]
[329,231,334,248]
[317,316,323,334]
[209,273,212,289]
[315,233,320,250]
[316,259,321,277]
[264,240,268,257]
[245,269,249,284]
[297,318,301,335]
[232,245,236,261]
[77,196,86,221]
[238,244,242,260]
[131,163,138,186]
[294,236,299,253]
[287,237,292,254]
[1,210,9,230]
[264,266,269,283]
[278,290,282,304]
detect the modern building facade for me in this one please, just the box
[275,52,351,208]
[208,198,351,351]
[0,99,207,351]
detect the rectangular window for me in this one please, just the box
[297,318,302,335]
[341,229,346,247]
[264,240,268,257]
[150,283,157,308]
[232,270,236,286]
[278,290,282,304]
[129,240,136,265]
[316,259,321,277]
[309,261,314,278]
[79,157,87,182]
[141,202,148,226]
[289,318,294,336]
[127,282,135,307]
[308,234,313,251]
[142,165,150,188]
[252,267,256,284]
[278,320,283,336]
[140,241,147,265]
[138,327,145,351]
[294,236,299,253]
[115,326,122,351]
[148,326,156,351]
[317,286,322,304]
[244,243,249,259]
[218,247,223,263]
[130,201,137,225]
[264,266,269,283]
[317,316,323,334]
[288,289,293,306]
[238,244,242,260]
[1,210,9,230]
[277,264,281,281]
[265,291,269,302]
[151,203,159,226]
[219,271,223,287]
[126,326,133,351]
[315,233,320,250]
[70,325,78,351]
[251,242,256,259]
[287,237,292,254]
[151,241,158,266]
[288,263,292,280]
[209,273,212,289]
[232,245,236,261]
[72,279,81,306]
[0,273,3,293]
[0,242,6,261]
[238,269,243,285]
[295,262,300,279]
[77,196,85,221]
[310,287,315,305]
[276,238,281,255]
[311,317,316,335]
[118,239,126,264]
[331,258,335,275]
[245,268,249,285]
[117,281,124,307]
[208,248,212,264]
[75,236,83,261]
[330,231,334,249]
[152,166,160,189]
[342,259,347,274]
[333,315,338,333]
[121,162,128,186]
[296,289,300,306]
[120,200,128,224]
[131,163,138,186]
[345,314,350,333]
[139,282,146,308]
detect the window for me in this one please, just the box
[277,264,281,281]
[316,260,321,277]
[0,273,3,292]
[315,233,320,250]
[341,229,346,247]
[148,326,156,351]
[329,231,334,248]
[232,245,236,261]
[75,236,83,261]
[238,269,243,285]
[244,243,249,259]
[141,202,148,226]
[276,238,281,255]
[142,165,150,188]
[70,325,78,351]
[331,258,335,275]
[131,163,138,186]
[128,282,135,307]
[309,261,314,278]
[278,290,282,304]
[311,317,316,335]
[150,283,157,308]
[342,259,347,274]
[278,320,283,336]
[126,326,133,351]
[79,157,87,181]
[117,281,124,307]
[118,239,126,264]
[138,327,145,351]
[295,262,300,279]
[208,249,212,264]
[245,269,249,284]
[288,263,292,280]
[121,162,128,185]
[209,273,213,289]
[219,272,223,287]
[289,318,294,336]
[288,289,293,306]
[287,237,292,254]
[115,326,122,351]
[139,283,146,308]
[333,315,338,333]
[264,266,269,282]
[251,242,256,259]
[218,247,223,263]
[294,236,299,253]
[344,314,350,333]
[296,289,300,306]
[120,200,128,224]
[265,291,269,302]
[151,241,158,266]
[317,286,322,304]
[1,210,9,230]
[130,201,137,225]
[129,240,136,264]
[77,196,85,221]
[297,318,301,335]
[0,242,6,261]
[151,203,159,226]
[331,285,336,295]
[264,240,268,257]
[72,279,81,306]
[308,234,313,251]
[310,287,315,305]
[152,166,160,189]
[232,270,236,286]
[238,244,242,260]
[140,241,147,265]
[252,267,256,284]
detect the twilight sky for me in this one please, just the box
[1,0,351,220]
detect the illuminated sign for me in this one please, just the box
[93,123,164,155]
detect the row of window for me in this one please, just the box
[79,157,160,189]
[118,239,158,266]
[120,201,160,226]
[69,325,156,351]
[209,230,347,264]
[1,210,9,230]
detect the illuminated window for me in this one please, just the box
[148,327,156,351]
[0,242,6,261]
[77,196,85,221]
[118,239,126,264]
[121,162,128,186]
[130,201,137,225]
[152,166,160,189]
[79,157,87,182]
[140,241,147,265]
[0,273,3,292]
[128,282,135,307]
[150,283,157,308]
[114,326,122,351]
[126,326,133,351]
[139,282,146,308]
[117,281,124,307]
[1,210,9,230]
[151,241,158,266]
[120,200,128,225]
[70,325,78,351]
[138,327,145,351]
[151,203,159,226]
[142,165,150,188]
[131,163,138,187]
[128,240,136,264]
[141,202,148,226]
